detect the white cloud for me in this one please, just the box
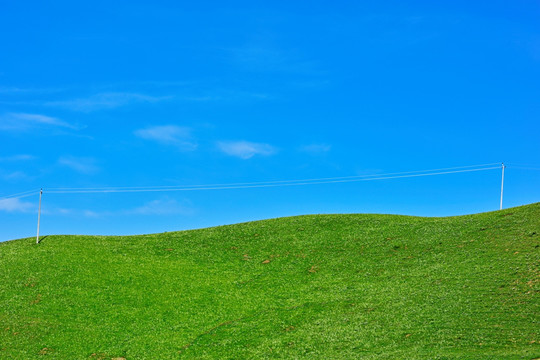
[82,209,108,218]
[40,207,74,216]
[0,86,64,94]
[46,92,169,111]
[0,198,34,213]
[75,198,194,218]
[58,156,100,174]
[0,154,36,162]
[2,171,29,181]
[32,197,194,218]
[127,198,194,216]
[217,141,277,159]
[228,42,319,75]
[134,125,197,151]
[182,90,270,102]
[300,144,332,154]
[0,113,76,131]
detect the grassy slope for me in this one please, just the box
[0,204,539,359]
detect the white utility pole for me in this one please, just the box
[36,188,42,244]
[500,163,505,210]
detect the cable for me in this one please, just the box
[46,163,501,192]
[46,166,500,194]
[0,189,38,201]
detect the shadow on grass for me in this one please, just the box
[37,235,49,244]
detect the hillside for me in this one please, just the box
[1,203,539,359]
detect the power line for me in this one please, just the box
[45,163,501,193]
[0,164,506,199]
[46,166,501,195]
[0,189,38,202]
[1,163,504,244]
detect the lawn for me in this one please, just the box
[1,203,539,359]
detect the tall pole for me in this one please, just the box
[36,188,42,244]
[500,163,505,210]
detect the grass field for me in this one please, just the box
[0,203,539,359]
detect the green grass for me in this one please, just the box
[1,203,539,359]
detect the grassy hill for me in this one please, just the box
[1,204,539,359]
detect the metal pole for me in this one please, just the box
[36,188,42,244]
[500,163,505,210]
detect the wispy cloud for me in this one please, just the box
[228,43,320,75]
[127,198,194,216]
[0,86,65,94]
[0,198,34,213]
[134,125,197,151]
[40,206,76,216]
[300,143,332,154]
[2,171,30,181]
[82,210,103,218]
[182,90,270,102]
[217,141,277,159]
[60,198,194,218]
[58,156,100,174]
[0,113,77,131]
[0,154,36,162]
[46,92,170,111]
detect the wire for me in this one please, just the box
[0,189,38,201]
[46,163,501,192]
[46,166,501,194]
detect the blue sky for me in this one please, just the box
[1,1,539,241]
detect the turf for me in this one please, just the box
[0,203,539,359]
